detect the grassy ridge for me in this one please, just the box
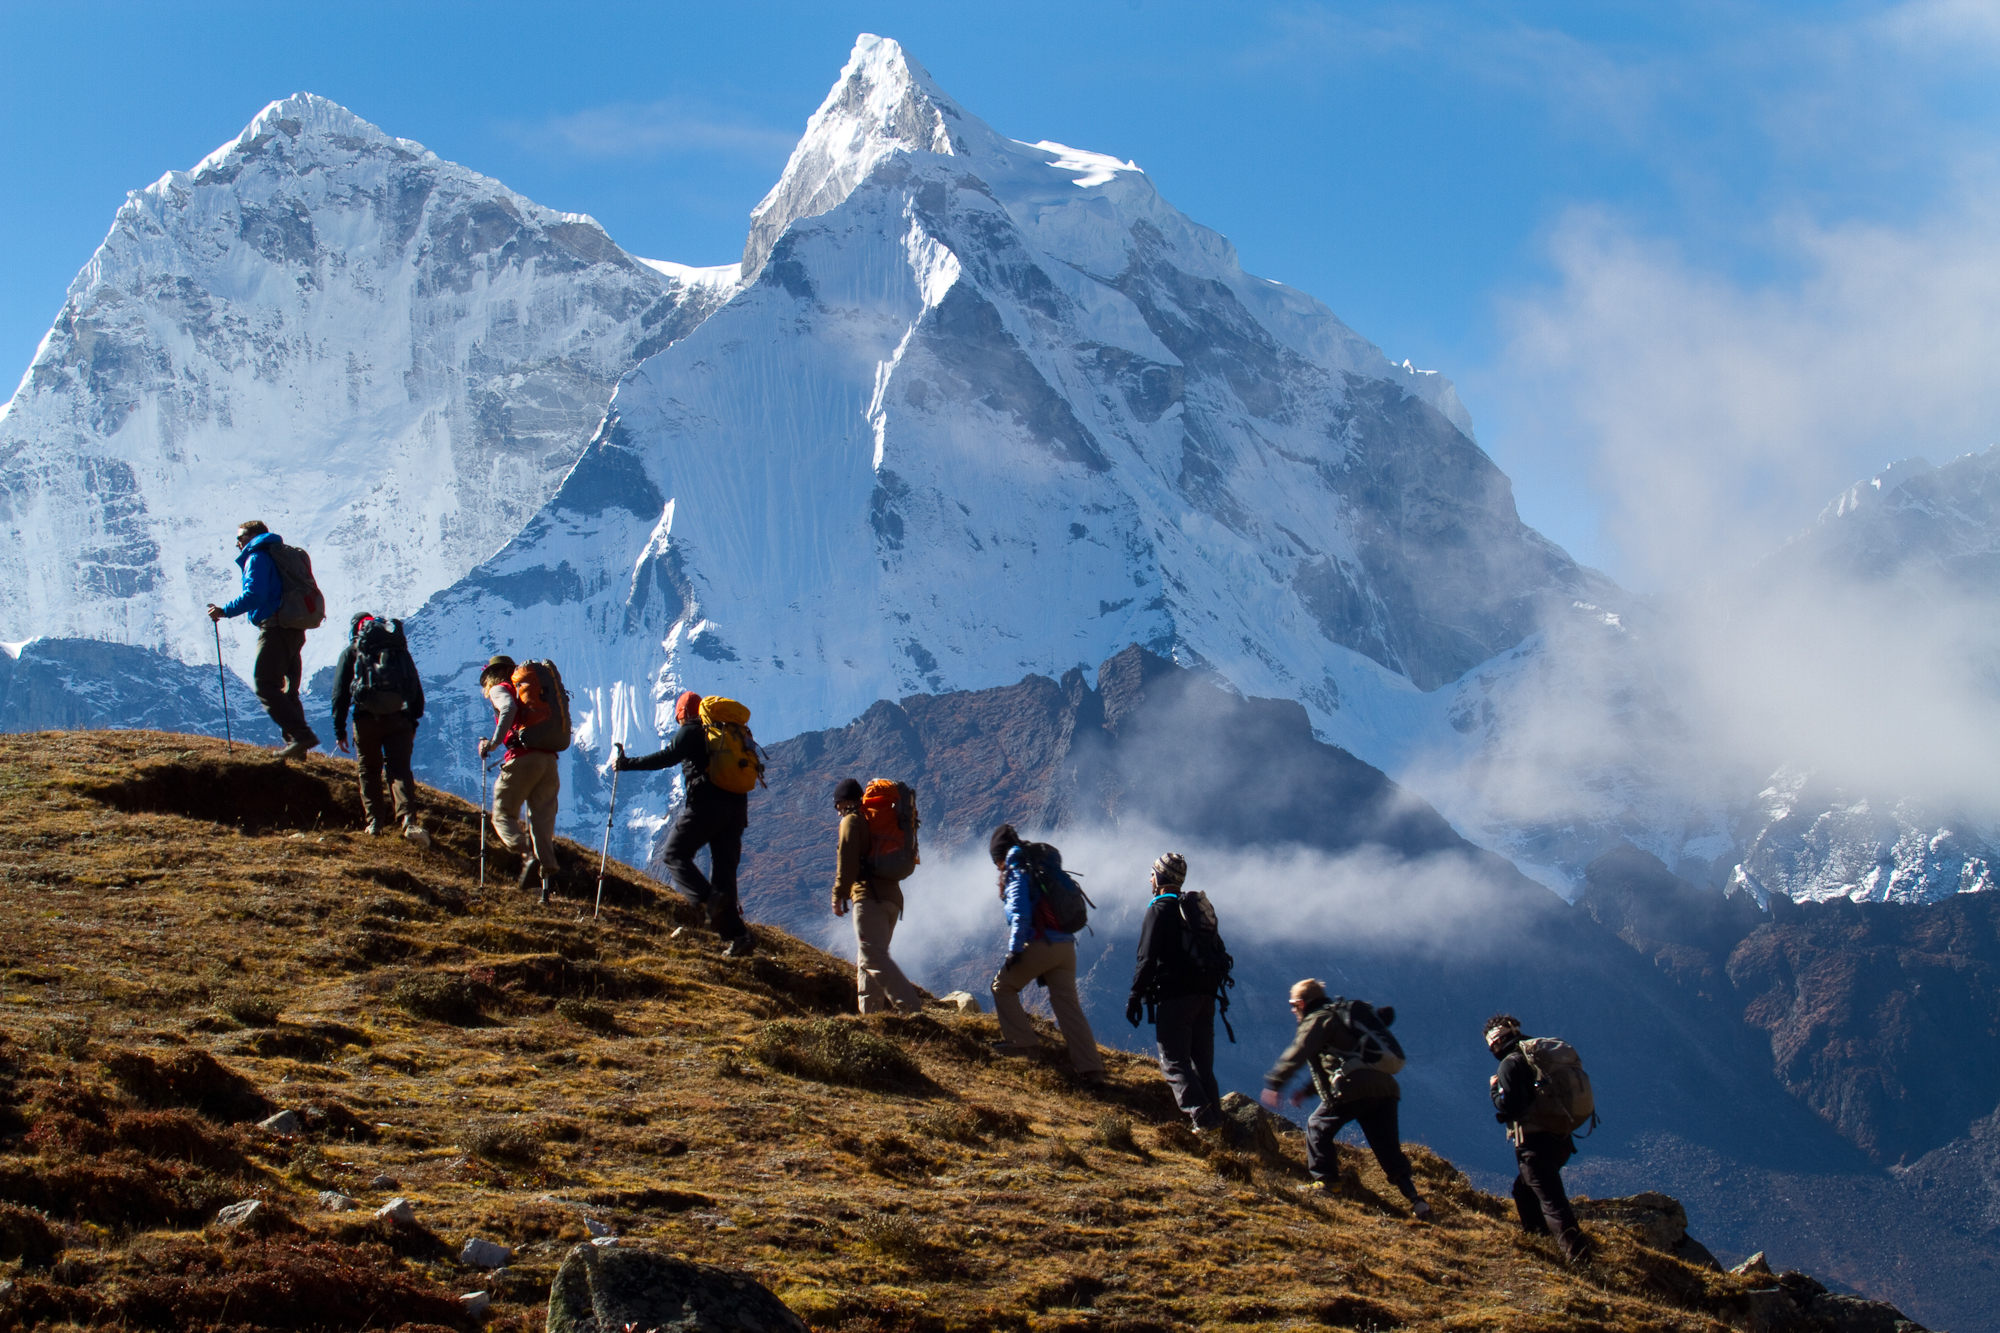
[0,731,1784,1331]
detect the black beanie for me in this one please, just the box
[833,778,863,804]
[988,823,1021,866]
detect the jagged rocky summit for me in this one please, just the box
[0,92,733,685]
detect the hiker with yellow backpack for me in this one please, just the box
[830,777,926,1013]
[615,690,762,957]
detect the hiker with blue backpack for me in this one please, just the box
[988,824,1105,1084]
[1126,852,1228,1132]
[330,612,429,847]
[1262,978,1431,1220]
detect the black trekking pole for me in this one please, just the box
[478,753,494,892]
[212,620,233,754]
[593,744,623,920]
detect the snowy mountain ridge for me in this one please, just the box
[0,91,731,686]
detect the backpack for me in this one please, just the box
[1174,890,1235,994]
[1518,1036,1597,1135]
[267,542,326,630]
[698,696,764,794]
[509,660,571,752]
[1330,997,1406,1075]
[860,779,920,881]
[349,617,420,716]
[1022,843,1094,935]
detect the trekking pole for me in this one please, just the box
[212,620,233,754]
[593,745,623,920]
[478,754,492,892]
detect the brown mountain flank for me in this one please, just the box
[0,732,1905,1331]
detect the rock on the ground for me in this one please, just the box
[376,1197,416,1225]
[1732,1270,1929,1333]
[933,990,982,1014]
[1218,1091,1286,1159]
[258,1109,304,1135]
[585,1217,615,1238]
[317,1190,357,1212]
[1734,1251,1773,1276]
[460,1291,492,1316]
[214,1200,263,1230]
[461,1237,512,1268]
[1575,1192,1721,1269]
[546,1242,806,1333]
[369,1173,398,1189]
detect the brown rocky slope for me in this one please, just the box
[0,731,1920,1331]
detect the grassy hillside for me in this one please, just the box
[0,732,1827,1331]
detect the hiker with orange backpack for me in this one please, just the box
[205,519,323,760]
[614,690,760,957]
[831,777,925,1013]
[477,654,570,902]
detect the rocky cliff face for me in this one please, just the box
[0,93,732,685]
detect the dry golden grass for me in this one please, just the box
[0,731,1776,1331]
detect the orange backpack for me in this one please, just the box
[860,779,920,881]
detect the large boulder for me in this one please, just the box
[547,1242,806,1333]
[1575,1192,1721,1269]
[1218,1091,1287,1160]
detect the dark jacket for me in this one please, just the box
[330,614,425,745]
[1129,892,1209,1004]
[621,722,748,816]
[1265,999,1399,1108]
[1491,1040,1574,1149]
[219,532,283,626]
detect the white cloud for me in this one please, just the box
[502,100,795,162]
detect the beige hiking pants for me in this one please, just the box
[491,750,559,867]
[853,897,925,1014]
[991,937,1104,1076]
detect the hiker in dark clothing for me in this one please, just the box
[1263,978,1430,1220]
[1126,852,1223,1131]
[1486,1013,1593,1263]
[206,519,318,760]
[615,689,753,957]
[330,613,428,846]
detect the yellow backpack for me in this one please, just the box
[698,696,764,794]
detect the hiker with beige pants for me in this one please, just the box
[987,823,1104,1083]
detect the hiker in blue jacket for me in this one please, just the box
[206,519,318,760]
[988,824,1104,1083]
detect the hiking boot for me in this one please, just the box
[1297,1179,1330,1196]
[363,819,385,836]
[1558,1228,1595,1265]
[515,858,541,892]
[721,934,756,958]
[401,820,431,850]
[1411,1198,1433,1222]
[276,738,312,761]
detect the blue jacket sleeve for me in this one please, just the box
[219,548,282,623]
[1003,850,1035,954]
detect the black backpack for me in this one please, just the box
[1330,997,1406,1074]
[1023,843,1094,934]
[350,618,421,716]
[1176,889,1238,1041]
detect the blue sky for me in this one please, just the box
[5,0,1998,587]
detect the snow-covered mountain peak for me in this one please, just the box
[189,93,424,179]
[743,34,992,277]
[1823,456,1935,521]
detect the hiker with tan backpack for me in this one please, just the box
[615,690,762,957]
[1484,1013,1596,1264]
[205,519,325,760]
[830,777,925,1012]
[477,655,571,903]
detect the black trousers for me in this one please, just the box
[1154,993,1222,1129]
[661,799,747,940]
[1512,1132,1580,1236]
[253,624,313,742]
[1307,1094,1415,1192]
[353,712,418,824]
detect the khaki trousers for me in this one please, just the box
[991,938,1104,1075]
[491,750,559,866]
[853,897,924,1014]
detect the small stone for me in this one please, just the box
[590,1235,619,1247]
[1733,1251,1773,1276]
[669,926,686,939]
[460,1237,512,1268]
[214,1200,263,1229]
[376,1197,416,1225]
[934,990,983,1014]
[585,1217,615,1238]
[369,1174,398,1190]
[459,1290,491,1316]
[317,1190,357,1212]
[258,1109,304,1135]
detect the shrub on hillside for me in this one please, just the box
[749,1018,923,1089]
[0,1201,61,1267]
[101,1049,272,1123]
[465,1118,542,1166]
[217,993,281,1027]
[554,997,620,1033]
[388,972,486,1026]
